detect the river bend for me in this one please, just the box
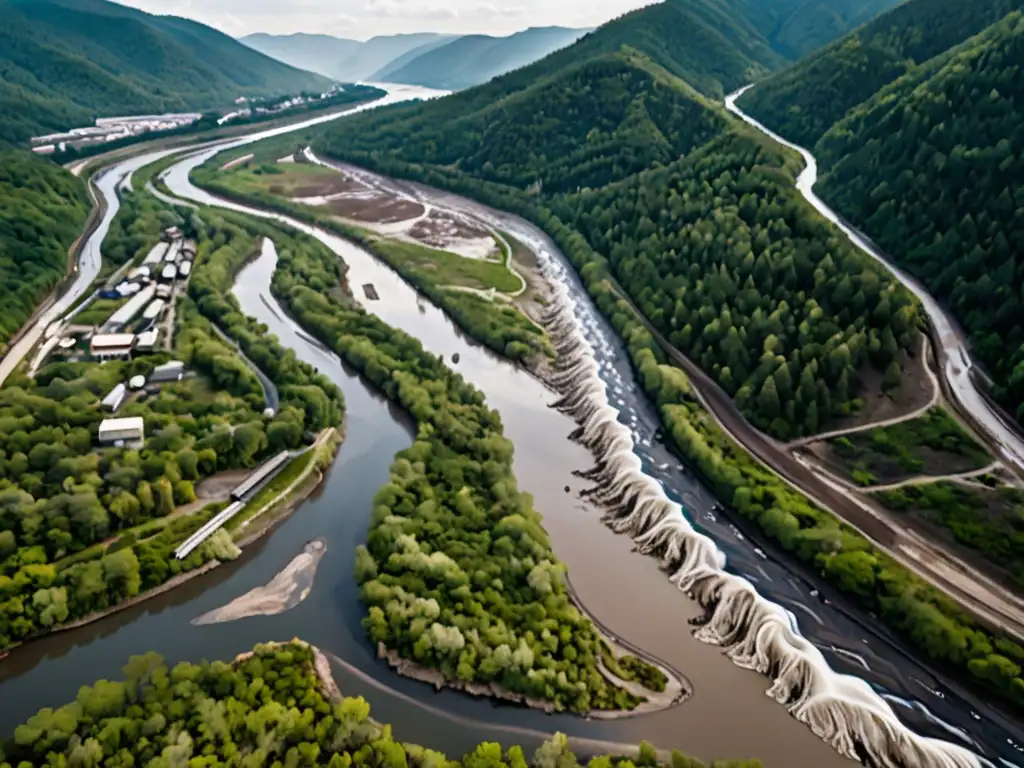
[0,86,1020,768]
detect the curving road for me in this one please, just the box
[725,86,1024,471]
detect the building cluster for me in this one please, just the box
[50,228,195,366]
[95,361,188,448]
[30,113,202,155]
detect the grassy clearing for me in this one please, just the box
[823,407,991,486]
[598,641,668,693]
[223,163,340,197]
[874,482,1024,585]
[368,233,520,293]
[73,296,128,326]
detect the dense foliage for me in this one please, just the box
[302,4,1024,703]
[0,0,331,144]
[544,215,1024,707]
[0,148,89,351]
[317,47,919,438]
[813,12,1024,421]
[0,195,343,651]
[0,642,755,768]
[875,482,1024,586]
[824,408,991,486]
[263,218,651,712]
[737,0,1024,147]
[559,131,918,437]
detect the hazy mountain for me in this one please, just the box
[334,33,458,82]
[369,36,468,82]
[0,0,331,143]
[239,33,362,79]
[376,27,591,90]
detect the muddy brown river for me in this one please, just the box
[1,86,1020,768]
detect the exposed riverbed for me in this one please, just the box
[0,86,1021,768]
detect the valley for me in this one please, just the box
[2,0,1024,767]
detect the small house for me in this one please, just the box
[101,383,127,412]
[90,333,135,360]
[98,416,144,447]
[151,361,185,383]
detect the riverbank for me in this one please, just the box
[0,427,343,659]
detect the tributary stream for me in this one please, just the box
[0,86,1021,768]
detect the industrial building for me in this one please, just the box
[143,243,168,265]
[164,226,182,241]
[135,329,159,351]
[143,298,165,321]
[178,261,192,279]
[101,383,127,412]
[90,333,136,360]
[106,284,156,330]
[160,264,177,282]
[182,240,197,258]
[151,361,185,382]
[98,417,145,446]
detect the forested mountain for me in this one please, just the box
[241,31,457,83]
[369,36,469,81]
[0,148,89,352]
[238,32,362,79]
[736,0,1024,146]
[736,0,899,60]
[814,12,1024,419]
[315,0,919,439]
[0,0,331,144]
[739,0,1024,423]
[379,27,589,91]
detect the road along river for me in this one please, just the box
[0,86,1018,768]
[725,86,1024,472]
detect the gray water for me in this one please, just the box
[1,89,1021,768]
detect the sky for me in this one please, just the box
[115,0,654,39]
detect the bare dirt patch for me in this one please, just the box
[323,194,424,223]
[196,469,249,500]
[192,538,327,625]
[825,334,935,432]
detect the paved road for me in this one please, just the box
[725,86,1024,472]
[207,322,280,413]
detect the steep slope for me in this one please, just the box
[315,1,920,440]
[239,32,362,79]
[736,0,1024,146]
[737,0,900,59]
[813,11,1024,418]
[0,147,89,350]
[380,27,590,91]
[333,33,458,82]
[368,36,467,82]
[0,0,331,143]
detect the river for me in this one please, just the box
[0,86,1020,768]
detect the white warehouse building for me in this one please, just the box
[98,417,145,447]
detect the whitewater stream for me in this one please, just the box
[0,86,1021,768]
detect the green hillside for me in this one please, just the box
[380,27,589,91]
[736,0,1024,146]
[814,11,1024,418]
[0,0,332,144]
[737,0,899,59]
[315,0,919,439]
[0,147,89,351]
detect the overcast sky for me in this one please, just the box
[116,0,654,39]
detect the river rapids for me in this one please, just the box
[533,257,983,768]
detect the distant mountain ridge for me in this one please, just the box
[240,32,457,83]
[370,27,592,90]
[0,0,331,144]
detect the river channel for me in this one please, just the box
[0,86,1021,768]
